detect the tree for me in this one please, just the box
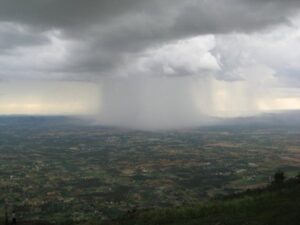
[273,170,285,184]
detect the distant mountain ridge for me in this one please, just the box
[214,110,300,128]
[1,110,300,130]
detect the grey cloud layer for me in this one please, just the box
[0,0,300,80]
[0,23,49,51]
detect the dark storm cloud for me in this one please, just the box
[0,0,300,79]
[1,0,298,33]
[0,23,49,51]
[0,0,144,31]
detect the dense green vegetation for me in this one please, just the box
[108,177,300,225]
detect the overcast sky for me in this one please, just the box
[1,0,300,129]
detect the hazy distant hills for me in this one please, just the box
[215,110,300,128]
[1,110,300,130]
[0,116,73,128]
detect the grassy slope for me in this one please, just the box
[1,180,299,225]
[108,180,300,225]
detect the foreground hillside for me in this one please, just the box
[2,176,300,225]
[104,178,300,225]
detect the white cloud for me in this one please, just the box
[214,17,300,84]
[0,27,73,80]
[134,35,220,77]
